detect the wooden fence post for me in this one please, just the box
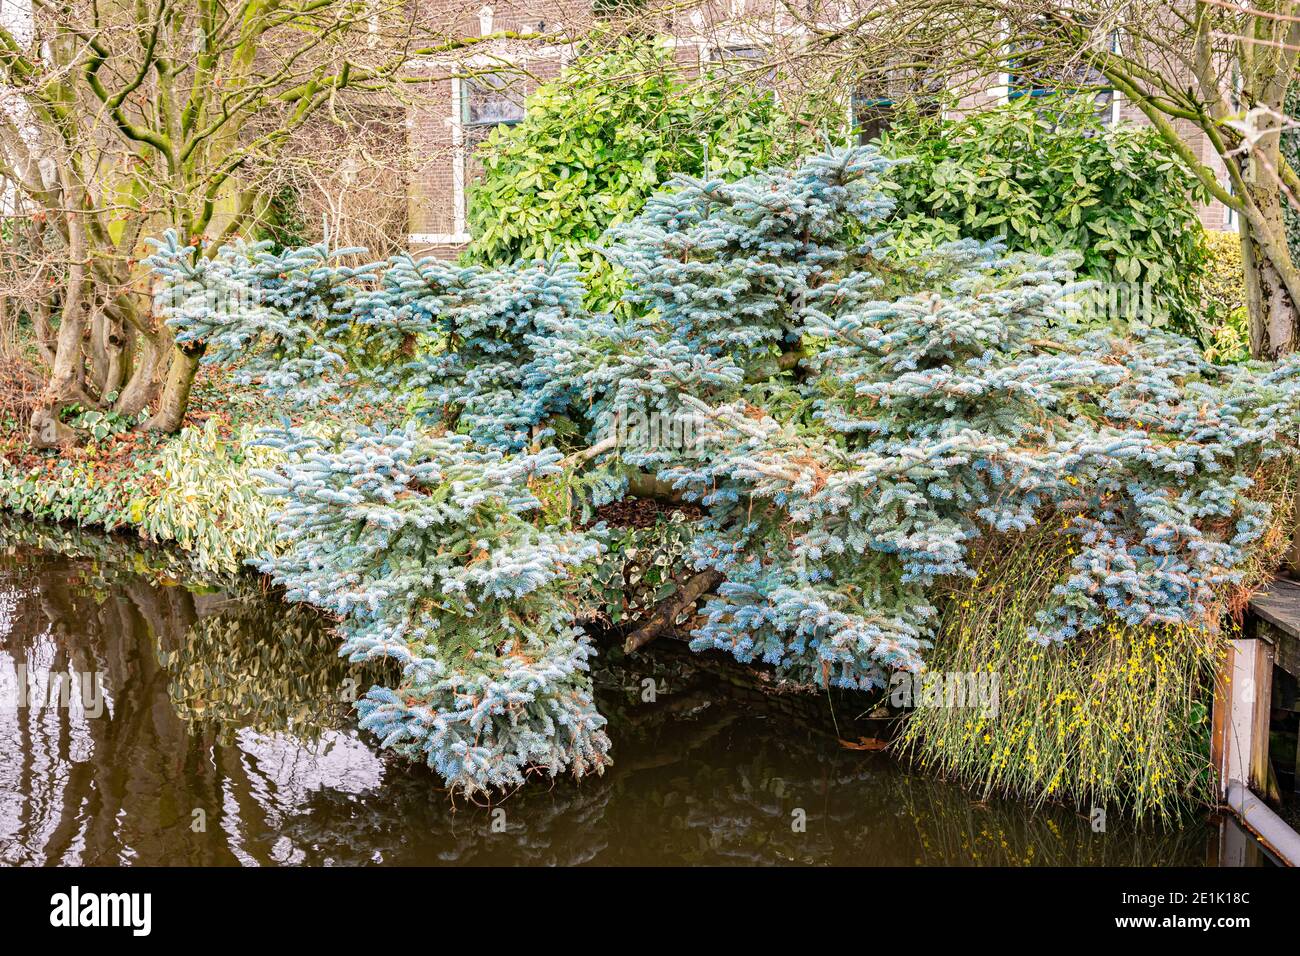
[1211,636,1275,798]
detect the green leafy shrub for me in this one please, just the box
[0,456,142,531]
[65,405,141,442]
[260,184,311,253]
[0,417,284,573]
[1197,230,1249,363]
[883,98,1210,335]
[136,418,285,572]
[467,38,813,308]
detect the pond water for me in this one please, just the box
[0,521,1262,866]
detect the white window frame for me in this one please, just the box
[406,45,577,248]
[409,58,536,248]
[996,21,1120,126]
[1224,177,1240,232]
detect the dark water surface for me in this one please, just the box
[0,521,1252,866]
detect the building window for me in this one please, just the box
[461,72,526,187]
[706,43,775,84]
[446,72,527,245]
[1006,37,1055,100]
[851,95,895,144]
[461,73,526,131]
[1224,175,1240,232]
[710,44,764,67]
[851,66,943,144]
[1007,29,1117,124]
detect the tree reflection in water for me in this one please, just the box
[0,519,1228,866]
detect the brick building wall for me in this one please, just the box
[406,0,589,258]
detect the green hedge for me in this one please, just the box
[882,98,1210,337]
[0,418,283,573]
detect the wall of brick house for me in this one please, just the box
[407,74,459,247]
[407,0,591,259]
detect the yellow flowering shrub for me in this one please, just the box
[898,461,1297,821]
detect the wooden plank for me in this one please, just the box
[1248,577,1300,637]
[1210,637,1275,797]
[1295,726,1300,794]
[1225,782,1300,867]
[1250,639,1274,792]
[1210,640,1230,797]
[1247,577,1300,678]
[1255,618,1300,678]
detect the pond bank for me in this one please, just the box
[0,415,282,575]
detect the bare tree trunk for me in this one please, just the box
[1239,162,1300,575]
[101,310,129,400]
[29,235,90,448]
[115,328,166,418]
[32,298,57,367]
[1229,89,1300,360]
[143,343,202,433]
[87,309,112,398]
[1243,183,1300,360]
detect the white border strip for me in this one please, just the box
[409,233,471,245]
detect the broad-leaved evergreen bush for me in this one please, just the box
[882,98,1210,338]
[149,144,1300,808]
[0,417,284,573]
[466,38,814,309]
[1197,230,1249,364]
